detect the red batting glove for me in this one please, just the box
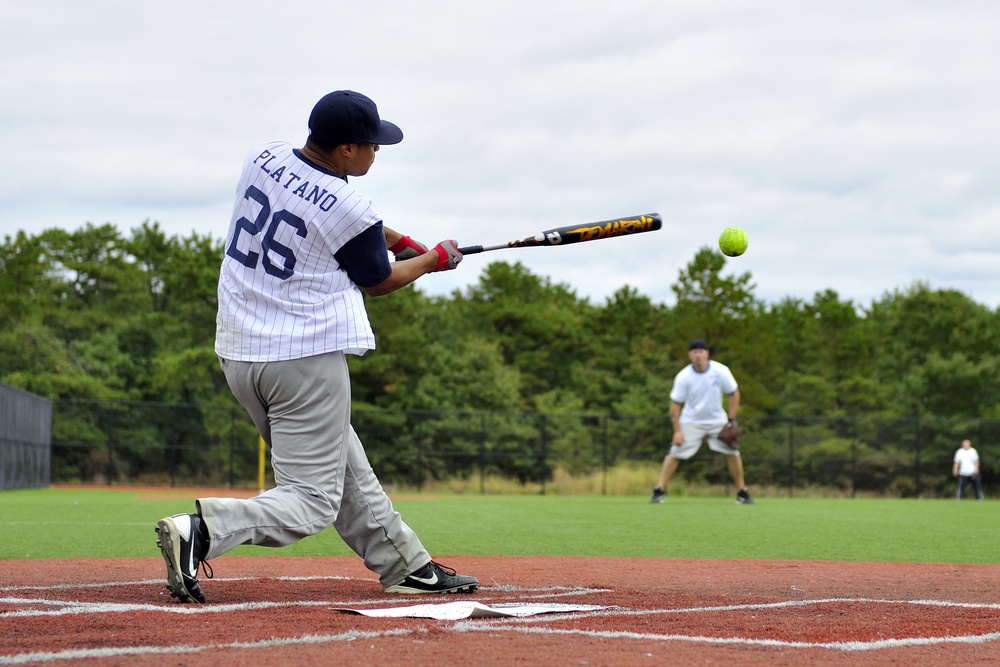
[432,240,463,271]
[389,235,429,261]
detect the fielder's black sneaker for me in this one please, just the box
[650,487,665,503]
[155,513,212,603]
[383,561,479,595]
[736,488,756,505]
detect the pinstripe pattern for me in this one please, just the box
[216,142,379,361]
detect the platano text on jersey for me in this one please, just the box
[253,149,339,211]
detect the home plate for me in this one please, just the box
[334,601,610,620]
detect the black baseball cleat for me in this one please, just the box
[735,488,756,505]
[155,513,212,603]
[383,561,479,595]
[650,487,665,503]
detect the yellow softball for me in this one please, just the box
[719,227,748,257]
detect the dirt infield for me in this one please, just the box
[3,556,1000,666]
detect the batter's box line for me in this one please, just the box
[0,575,356,593]
[1,597,344,618]
[0,578,604,600]
[0,629,415,666]
[3,595,493,618]
[0,585,606,619]
[453,596,1000,629]
[482,584,612,599]
[603,597,1000,618]
[451,624,1000,653]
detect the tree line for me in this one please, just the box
[4,221,1000,423]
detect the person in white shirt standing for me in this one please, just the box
[155,90,477,603]
[650,339,755,505]
[952,438,983,500]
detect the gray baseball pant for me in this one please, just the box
[198,351,429,587]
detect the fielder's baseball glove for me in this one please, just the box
[718,419,739,450]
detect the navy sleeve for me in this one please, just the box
[334,222,393,288]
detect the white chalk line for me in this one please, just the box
[484,596,1000,625]
[449,597,1000,652]
[452,624,1000,652]
[4,582,1000,661]
[482,584,613,600]
[1,597,344,618]
[0,579,603,619]
[0,577,602,596]
[0,629,414,666]
[0,574,354,593]
[0,521,151,526]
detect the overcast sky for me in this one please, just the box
[3,1,999,310]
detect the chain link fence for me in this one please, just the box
[44,399,998,498]
[1,382,52,490]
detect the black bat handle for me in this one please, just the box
[457,245,484,255]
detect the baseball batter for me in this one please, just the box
[155,90,478,603]
[650,339,755,505]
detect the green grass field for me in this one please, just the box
[1,487,997,563]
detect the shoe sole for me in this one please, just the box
[383,582,479,595]
[155,519,203,603]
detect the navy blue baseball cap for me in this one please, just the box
[308,90,403,146]
[689,339,709,350]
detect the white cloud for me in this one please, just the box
[2,0,1000,310]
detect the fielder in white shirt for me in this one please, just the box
[952,438,983,500]
[651,339,755,505]
[155,90,478,604]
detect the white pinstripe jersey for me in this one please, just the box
[215,141,380,361]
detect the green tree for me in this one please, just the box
[449,261,593,406]
[868,282,1000,416]
[575,286,674,414]
[669,248,773,415]
[0,231,50,330]
[35,224,150,335]
[403,336,522,412]
[900,352,1000,418]
[349,285,437,408]
[765,289,877,416]
[670,247,760,353]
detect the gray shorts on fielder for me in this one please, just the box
[669,422,740,459]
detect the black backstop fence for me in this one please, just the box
[0,382,52,490]
[43,398,999,498]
